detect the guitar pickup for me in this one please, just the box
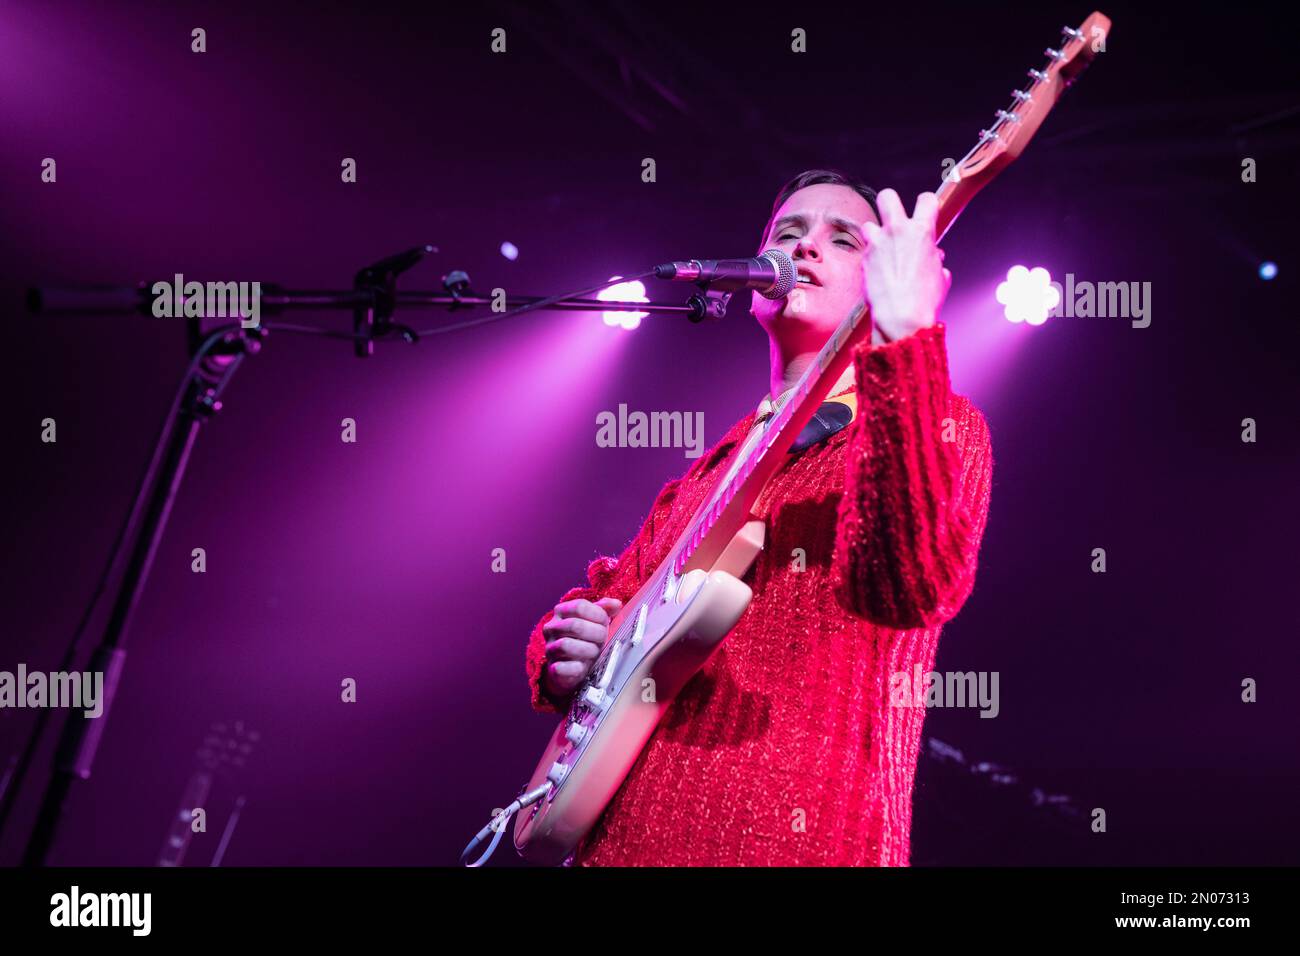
[629,603,649,646]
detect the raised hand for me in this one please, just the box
[861,188,952,345]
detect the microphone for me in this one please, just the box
[653,250,796,299]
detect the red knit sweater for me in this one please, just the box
[524,322,994,866]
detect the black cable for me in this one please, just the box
[410,270,656,337]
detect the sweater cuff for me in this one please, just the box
[853,322,951,400]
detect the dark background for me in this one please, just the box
[0,0,1296,866]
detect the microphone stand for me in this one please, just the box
[17,322,261,867]
[13,246,702,866]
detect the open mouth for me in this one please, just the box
[795,267,821,287]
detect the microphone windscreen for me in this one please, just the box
[759,250,796,299]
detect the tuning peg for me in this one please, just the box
[1011,89,1031,102]
[1062,26,1083,40]
[1044,47,1066,60]
[996,109,1020,123]
[1028,68,1049,83]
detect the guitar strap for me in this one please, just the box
[754,394,856,522]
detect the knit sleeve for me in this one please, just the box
[831,322,994,630]
[525,475,688,714]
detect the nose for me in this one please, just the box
[793,235,820,261]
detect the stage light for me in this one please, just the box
[995,265,1059,326]
[500,241,519,261]
[597,277,648,330]
[1259,261,1277,280]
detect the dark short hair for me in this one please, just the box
[760,168,880,247]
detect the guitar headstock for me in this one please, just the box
[1000,11,1111,162]
[936,11,1112,238]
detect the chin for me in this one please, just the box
[755,304,836,343]
[774,307,836,334]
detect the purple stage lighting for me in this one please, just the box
[995,265,1059,326]
[598,277,649,329]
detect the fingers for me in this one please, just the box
[544,594,622,654]
[912,191,939,234]
[861,219,884,248]
[553,597,613,625]
[873,188,939,238]
[544,634,603,664]
[875,188,907,229]
[545,659,589,693]
[542,613,607,646]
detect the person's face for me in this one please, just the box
[751,183,880,347]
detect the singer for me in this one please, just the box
[524,168,995,866]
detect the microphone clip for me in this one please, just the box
[352,245,436,357]
[686,286,732,323]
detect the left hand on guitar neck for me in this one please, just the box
[862,188,952,346]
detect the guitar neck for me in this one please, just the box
[669,9,1111,577]
[583,11,1109,699]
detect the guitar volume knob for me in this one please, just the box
[546,760,570,787]
[565,722,588,745]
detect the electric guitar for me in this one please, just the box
[484,12,1111,867]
